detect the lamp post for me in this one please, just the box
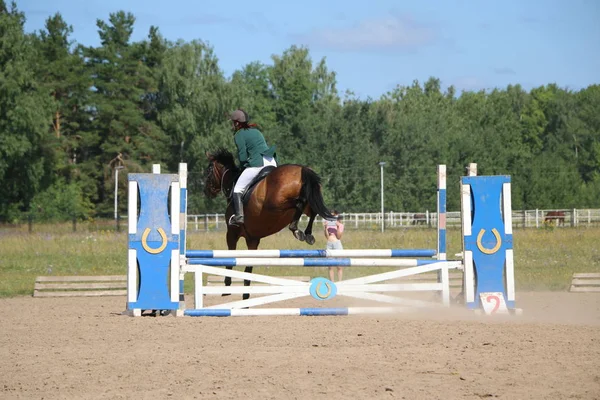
[114,166,124,231]
[379,161,386,233]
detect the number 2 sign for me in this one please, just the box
[480,292,509,315]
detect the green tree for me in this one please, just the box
[572,85,600,183]
[85,11,168,215]
[155,39,231,212]
[377,78,459,211]
[230,62,277,135]
[32,13,96,210]
[267,46,335,163]
[0,1,53,221]
[30,178,94,221]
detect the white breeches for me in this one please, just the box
[233,156,277,193]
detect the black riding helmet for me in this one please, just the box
[229,109,249,123]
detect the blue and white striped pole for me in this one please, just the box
[184,307,411,317]
[436,165,449,301]
[437,164,447,261]
[186,257,456,268]
[186,249,437,259]
[178,163,188,310]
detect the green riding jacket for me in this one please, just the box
[233,128,277,168]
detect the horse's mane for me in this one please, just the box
[211,147,238,170]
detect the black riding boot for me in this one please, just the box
[229,193,244,226]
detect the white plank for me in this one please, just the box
[184,265,313,286]
[170,249,179,303]
[128,249,138,303]
[337,283,444,293]
[35,283,127,290]
[461,183,472,236]
[202,286,308,295]
[128,181,137,234]
[339,262,461,286]
[34,290,127,298]
[505,249,515,302]
[36,275,126,282]
[571,279,600,286]
[206,292,307,310]
[573,273,600,279]
[464,250,475,304]
[171,182,180,235]
[570,286,600,293]
[503,182,513,235]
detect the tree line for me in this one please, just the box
[1,2,599,223]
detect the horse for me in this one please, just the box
[203,148,336,299]
[544,210,565,226]
[411,213,427,226]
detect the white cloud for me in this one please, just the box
[174,13,278,35]
[453,76,486,92]
[296,14,437,52]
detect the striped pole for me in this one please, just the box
[437,165,449,303]
[127,170,139,316]
[186,249,437,259]
[437,165,447,261]
[178,163,188,310]
[184,307,415,317]
[186,257,461,268]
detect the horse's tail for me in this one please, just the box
[301,167,336,220]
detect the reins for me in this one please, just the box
[211,161,233,199]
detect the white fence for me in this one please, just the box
[186,209,600,232]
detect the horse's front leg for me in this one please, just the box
[303,214,317,245]
[223,227,240,296]
[242,238,261,301]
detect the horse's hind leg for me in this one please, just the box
[289,198,307,242]
[303,213,317,245]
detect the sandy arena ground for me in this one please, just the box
[1,292,599,400]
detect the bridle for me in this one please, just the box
[207,160,233,199]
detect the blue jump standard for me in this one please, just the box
[185,249,437,258]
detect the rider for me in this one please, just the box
[228,109,278,226]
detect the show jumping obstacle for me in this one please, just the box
[126,163,517,317]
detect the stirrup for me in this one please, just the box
[228,214,244,226]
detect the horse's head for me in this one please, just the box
[204,148,238,198]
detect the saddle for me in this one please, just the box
[238,166,276,205]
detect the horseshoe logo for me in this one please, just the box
[309,277,337,300]
[315,281,332,299]
[141,227,168,254]
[476,228,502,255]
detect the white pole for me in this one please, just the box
[114,166,124,222]
[379,162,386,233]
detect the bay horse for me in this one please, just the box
[203,148,336,299]
[544,210,565,226]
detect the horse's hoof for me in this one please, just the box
[293,230,306,242]
[305,234,315,245]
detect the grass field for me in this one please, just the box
[1,224,599,297]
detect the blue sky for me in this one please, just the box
[18,0,600,99]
